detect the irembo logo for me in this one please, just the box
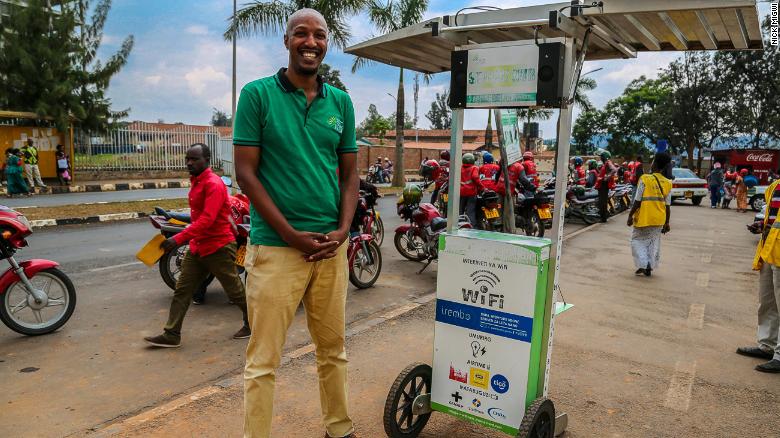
[771,2,779,47]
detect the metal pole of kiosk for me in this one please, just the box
[446,108,464,232]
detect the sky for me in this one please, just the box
[98,0,773,138]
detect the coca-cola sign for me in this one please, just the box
[746,153,774,163]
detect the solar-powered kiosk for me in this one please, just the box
[345,1,763,436]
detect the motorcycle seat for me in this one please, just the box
[154,207,191,223]
[577,189,599,200]
[431,217,448,232]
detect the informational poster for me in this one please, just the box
[431,229,551,435]
[499,109,522,164]
[466,43,539,108]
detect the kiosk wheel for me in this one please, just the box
[383,362,432,437]
[518,398,555,438]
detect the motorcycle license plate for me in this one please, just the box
[235,245,247,266]
[442,194,449,203]
[538,208,552,220]
[484,208,500,219]
[684,191,693,198]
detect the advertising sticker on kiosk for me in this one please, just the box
[431,229,551,435]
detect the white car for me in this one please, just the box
[670,168,708,205]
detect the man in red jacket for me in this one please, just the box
[479,152,500,192]
[144,143,249,348]
[460,153,484,226]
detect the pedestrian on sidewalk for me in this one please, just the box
[736,169,749,213]
[233,9,359,438]
[21,139,46,189]
[596,150,618,222]
[55,144,71,186]
[144,143,250,348]
[5,149,30,198]
[626,152,673,277]
[739,177,780,373]
[706,162,724,209]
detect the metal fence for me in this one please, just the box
[218,136,234,178]
[74,122,230,171]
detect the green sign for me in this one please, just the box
[466,44,539,108]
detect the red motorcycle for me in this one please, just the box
[0,206,76,335]
[395,187,471,273]
[348,188,382,289]
[150,189,250,290]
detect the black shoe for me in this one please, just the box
[192,297,205,305]
[644,268,652,277]
[737,346,774,360]
[635,268,645,276]
[232,325,251,339]
[144,334,181,348]
[755,359,780,373]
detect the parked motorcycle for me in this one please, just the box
[349,192,383,289]
[476,189,503,231]
[0,206,76,335]
[515,190,552,237]
[367,164,388,184]
[359,180,384,245]
[565,186,602,225]
[395,186,471,273]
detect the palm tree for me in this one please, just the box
[352,0,429,187]
[573,77,597,112]
[223,0,366,48]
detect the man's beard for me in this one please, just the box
[292,62,319,76]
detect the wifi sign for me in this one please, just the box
[470,270,500,288]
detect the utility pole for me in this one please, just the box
[231,0,237,124]
[413,73,420,146]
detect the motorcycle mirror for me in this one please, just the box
[221,176,233,187]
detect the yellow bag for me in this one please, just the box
[136,234,166,266]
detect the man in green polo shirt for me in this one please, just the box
[233,8,359,438]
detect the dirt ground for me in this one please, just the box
[16,198,188,220]
[91,204,780,437]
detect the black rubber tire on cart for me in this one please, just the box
[383,362,432,437]
[751,195,765,212]
[517,397,555,438]
[691,196,703,206]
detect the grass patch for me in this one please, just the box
[17,198,189,221]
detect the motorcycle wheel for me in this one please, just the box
[371,215,385,246]
[0,268,76,336]
[349,241,383,289]
[524,212,544,238]
[159,243,214,291]
[394,231,427,261]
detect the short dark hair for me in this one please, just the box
[653,152,671,171]
[189,143,211,161]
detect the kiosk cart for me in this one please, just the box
[345,2,763,436]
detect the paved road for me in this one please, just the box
[1,188,189,208]
[0,197,586,437]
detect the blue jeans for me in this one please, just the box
[709,185,721,207]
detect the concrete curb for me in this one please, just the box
[86,293,437,438]
[2,180,190,195]
[30,212,149,228]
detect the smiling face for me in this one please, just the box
[284,10,328,76]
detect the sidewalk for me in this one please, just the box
[3,178,191,195]
[90,205,779,437]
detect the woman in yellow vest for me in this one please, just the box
[626,152,673,276]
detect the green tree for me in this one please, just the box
[211,108,232,127]
[0,0,81,130]
[573,76,597,112]
[224,0,366,49]
[425,91,451,129]
[318,63,347,91]
[70,0,134,130]
[388,111,414,129]
[353,0,429,186]
[359,104,393,143]
[571,109,605,155]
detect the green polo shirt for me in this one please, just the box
[233,68,357,246]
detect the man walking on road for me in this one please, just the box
[233,9,359,438]
[595,150,618,222]
[627,152,672,277]
[144,143,250,348]
[739,176,780,373]
[21,139,46,189]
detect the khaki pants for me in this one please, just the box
[243,243,352,438]
[24,163,44,188]
[758,263,780,361]
[163,242,248,341]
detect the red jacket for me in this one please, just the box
[173,168,235,256]
[479,163,500,191]
[435,160,449,189]
[496,161,524,196]
[524,159,539,187]
[595,160,617,190]
[460,163,483,197]
[574,165,586,185]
